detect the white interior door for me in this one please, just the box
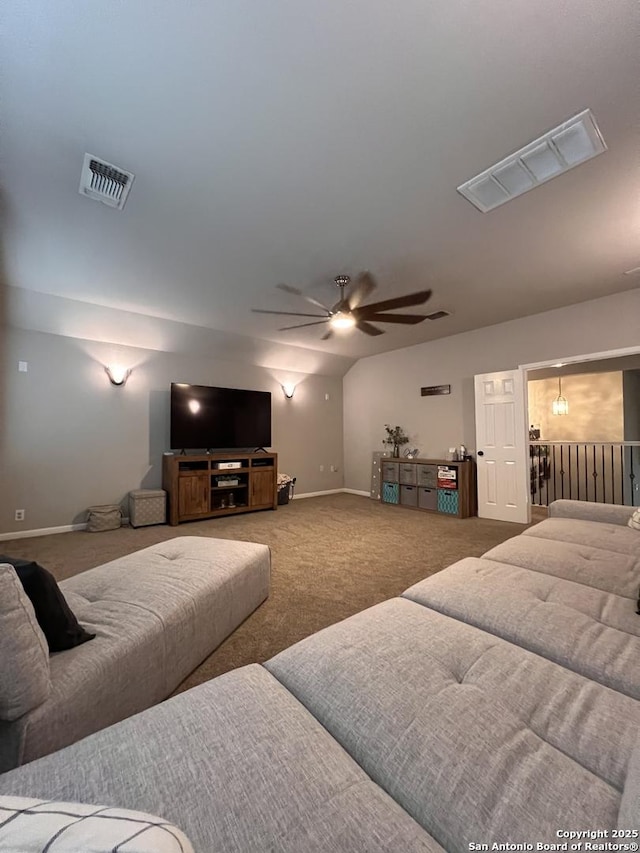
[474,370,529,523]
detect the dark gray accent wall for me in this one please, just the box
[622,369,640,505]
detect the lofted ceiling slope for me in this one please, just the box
[2,0,639,363]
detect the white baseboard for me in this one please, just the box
[0,523,88,541]
[0,517,132,542]
[293,489,344,499]
[293,488,371,499]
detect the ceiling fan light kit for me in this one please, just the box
[252,272,433,340]
[330,311,356,330]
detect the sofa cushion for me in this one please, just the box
[628,508,640,531]
[0,556,95,652]
[0,565,51,722]
[402,557,640,698]
[0,796,194,853]
[0,665,443,853]
[522,517,640,557]
[549,499,636,526]
[484,534,640,597]
[266,598,640,850]
[0,598,170,772]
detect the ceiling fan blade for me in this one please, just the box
[361,312,427,324]
[276,283,303,296]
[278,319,331,331]
[356,289,432,314]
[347,271,377,310]
[276,282,331,312]
[252,309,328,318]
[356,320,385,336]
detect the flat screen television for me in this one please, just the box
[170,383,271,450]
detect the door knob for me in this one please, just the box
[477,450,484,456]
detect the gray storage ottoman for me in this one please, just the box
[129,489,167,528]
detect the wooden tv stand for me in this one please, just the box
[163,451,277,526]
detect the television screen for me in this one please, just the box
[170,384,272,450]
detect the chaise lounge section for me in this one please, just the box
[0,536,270,772]
[0,501,638,850]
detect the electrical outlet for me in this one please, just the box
[15,509,25,522]
[319,465,324,472]
[18,361,28,373]
[330,465,338,472]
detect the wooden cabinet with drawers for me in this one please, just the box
[163,451,278,525]
[380,458,476,518]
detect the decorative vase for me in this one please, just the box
[392,444,400,458]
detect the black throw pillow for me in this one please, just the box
[0,555,95,652]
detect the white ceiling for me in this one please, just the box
[3,0,639,364]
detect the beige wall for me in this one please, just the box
[343,288,640,493]
[527,372,624,442]
[3,287,639,531]
[0,328,344,534]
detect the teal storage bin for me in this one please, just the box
[381,481,400,504]
[437,489,459,515]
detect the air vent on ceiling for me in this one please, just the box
[457,109,607,213]
[425,310,450,320]
[78,153,135,210]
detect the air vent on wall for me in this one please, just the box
[425,310,450,320]
[78,153,134,210]
[457,109,607,213]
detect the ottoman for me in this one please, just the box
[129,489,167,527]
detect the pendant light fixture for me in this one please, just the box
[552,376,569,416]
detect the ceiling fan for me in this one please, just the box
[252,272,432,340]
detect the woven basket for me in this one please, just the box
[86,504,122,532]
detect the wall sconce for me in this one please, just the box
[552,376,569,416]
[281,383,296,399]
[105,365,131,386]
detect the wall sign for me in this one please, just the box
[421,384,451,396]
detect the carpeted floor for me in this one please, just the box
[1,494,543,694]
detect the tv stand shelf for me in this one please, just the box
[163,451,277,525]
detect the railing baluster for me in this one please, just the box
[527,441,639,507]
[584,445,588,501]
[611,445,615,505]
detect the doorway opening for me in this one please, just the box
[522,347,640,511]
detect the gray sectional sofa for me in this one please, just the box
[0,501,638,852]
[0,536,270,772]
